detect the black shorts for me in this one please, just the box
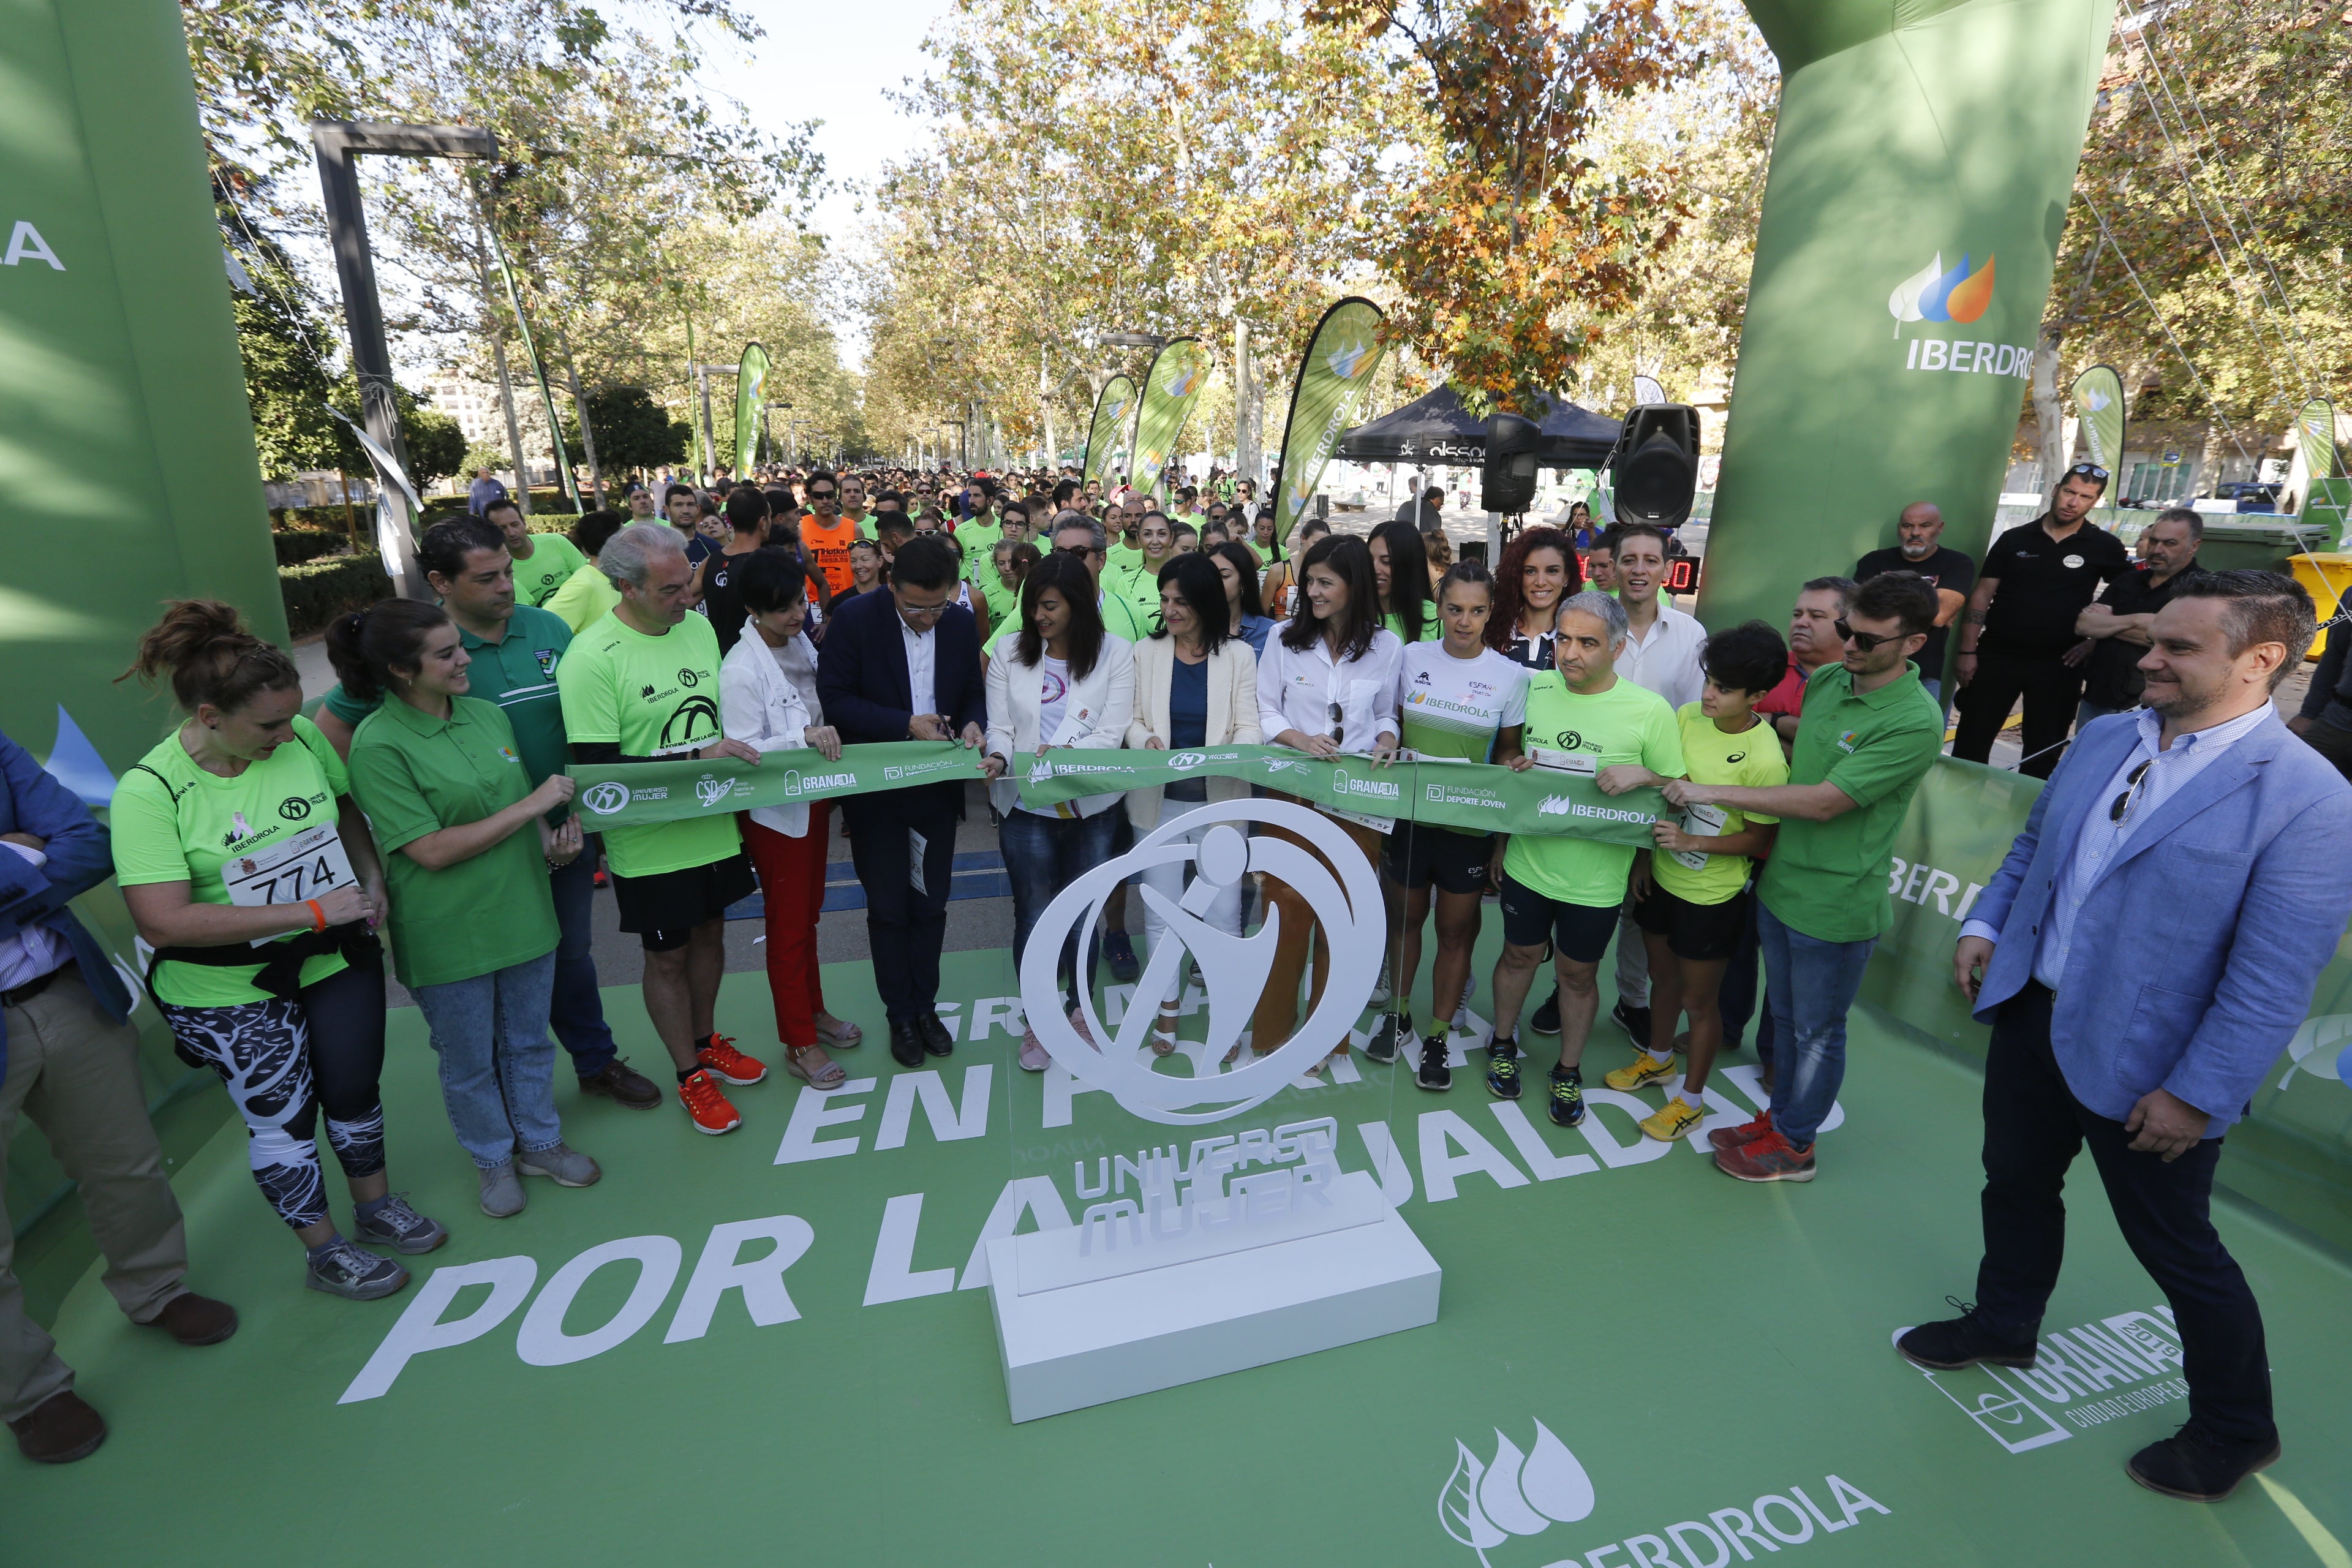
[611,854,756,952]
[1631,881,1748,962]
[1497,873,1619,962]
[1382,823,1494,895]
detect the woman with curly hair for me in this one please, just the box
[1485,525,1584,674]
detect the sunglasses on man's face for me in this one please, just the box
[1833,619,1908,652]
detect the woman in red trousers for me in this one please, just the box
[718,550,858,1086]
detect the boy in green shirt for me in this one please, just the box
[1610,620,1791,1141]
[1662,572,1944,1183]
[1488,591,1683,1128]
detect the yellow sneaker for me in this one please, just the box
[1640,1095,1706,1142]
[1604,1052,1679,1091]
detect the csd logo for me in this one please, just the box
[278,796,312,821]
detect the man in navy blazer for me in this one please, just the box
[1,729,238,1464]
[815,535,1002,1067]
[1899,571,2352,1503]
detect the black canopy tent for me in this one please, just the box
[1335,384,1622,468]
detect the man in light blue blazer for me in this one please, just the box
[1897,571,2352,1503]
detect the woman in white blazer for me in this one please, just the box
[1125,553,1262,1054]
[982,552,1136,1071]
[718,552,855,1088]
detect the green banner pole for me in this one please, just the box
[1129,337,1209,503]
[1695,0,2120,640]
[482,207,580,511]
[1269,297,1387,545]
[1082,375,1137,488]
[2069,363,2126,478]
[735,341,770,472]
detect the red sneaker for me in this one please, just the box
[1708,1107,1773,1151]
[696,1033,768,1085]
[1714,1128,1815,1183]
[677,1069,742,1135]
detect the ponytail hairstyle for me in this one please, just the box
[323,599,452,703]
[1437,557,1494,602]
[118,600,300,716]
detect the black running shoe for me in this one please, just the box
[1546,1063,1586,1127]
[1415,1035,1452,1091]
[1529,992,1561,1036]
[1104,930,1141,983]
[1365,1012,1412,1065]
[1485,1054,1522,1100]
[1611,998,1652,1047]
[1487,1031,1523,1061]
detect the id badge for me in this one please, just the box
[1529,746,1597,777]
[1672,802,1727,872]
[222,823,356,946]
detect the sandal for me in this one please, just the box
[785,1045,846,1090]
[815,1017,863,1049]
[1150,1004,1182,1057]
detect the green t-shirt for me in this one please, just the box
[323,605,575,800]
[1384,604,1439,644]
[980,572,1023,632]
[511,532,586,609]
[1107,538,1145,575]
[1398,641,1529,763]
[545,562,620,633]
[1653,703,1787,907]
[1502,674,1682,909]
[556,609,741,876]
[347,694,559,989]
[1758,662,1944,942]
[111,715,355,1007]
[1105,559,1164,638]
[1098,590,1150,643]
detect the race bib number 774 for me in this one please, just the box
[223,823,355,945]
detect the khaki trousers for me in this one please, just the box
[1,965,187,1422]
[1250,801,1386,1053]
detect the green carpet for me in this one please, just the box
[10,944,2350,1568]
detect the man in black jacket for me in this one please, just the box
[815,535,1000,1066]
[2291,610,2352,779]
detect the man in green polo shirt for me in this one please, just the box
[312,516,659,1112]
[1488,590,1683,1129]
[1107,491,1148,574]
[486,497,586,609]
[1664,571,1943,1183]
[557,522,769,1136]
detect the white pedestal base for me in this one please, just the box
[986,1170,1441,1422]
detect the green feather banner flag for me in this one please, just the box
[1082,374,1138,486]
[1270,298,1387,543]
[1130,337,1210,502]
[734,341,769,470]
[2069,363,2126,480]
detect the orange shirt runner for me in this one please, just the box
[801,516,861,598]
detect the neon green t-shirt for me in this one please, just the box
[1502,673,1683,908]
[111,715,355,1007]
[1398,641,1529,763]
[545,562,620,633]
[1652,703,1787,906]
[1384,604,1439,645]
[979,571,1023,632]
[511,532,587,609]
[556,610,741,877]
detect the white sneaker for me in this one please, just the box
[1019,1029,1050,1072]
[1370,963,1393,1008]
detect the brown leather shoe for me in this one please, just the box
[147,1291,239,1346]
[579,1057,662,1110]
[9,1390,107,1464]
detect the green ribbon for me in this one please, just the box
[567,742,986,829]
[1014,745,1666,846]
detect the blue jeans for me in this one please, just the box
[413,952,562,1170]
[1001,807,1120,1008]
[1757,902,1875,1147]
[547,851,616,1076]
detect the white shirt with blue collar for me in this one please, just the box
[1961,701,2276,990]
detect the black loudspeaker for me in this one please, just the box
[1482,412,1543,515]
[1611,404,1700,530]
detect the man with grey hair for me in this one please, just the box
[558,522,772,1136]
[2073,506,2202,727]
[1483,589,1684,1131]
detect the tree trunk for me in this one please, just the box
[563,354,606,510]
[339,470,359,546]
[1234,318,1258,490]
[2030,329,2066,503]
[1038,346,1058,469]
[492,334,532,518]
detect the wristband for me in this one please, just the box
[306,899,326,932]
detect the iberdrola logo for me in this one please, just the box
[1439,1420,1594,1564]
[1165,359,1202,398]
[1888,251,1995,335]
[1326,336,1374,379]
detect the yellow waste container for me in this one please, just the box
[2291,553,2352,659]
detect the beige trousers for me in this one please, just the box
[1,965,188,1422]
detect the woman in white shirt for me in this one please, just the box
[1253,533,1401,1069]
[718,551,854,1088]
[983,552,1137,1071]
[1126,554,1262,1055]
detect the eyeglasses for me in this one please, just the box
[1052,543,1097,558]
[1833,619,1910,652]
[1327,701,1345,747]
[2109,758,2154,824]
[2067,462,2109,481]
